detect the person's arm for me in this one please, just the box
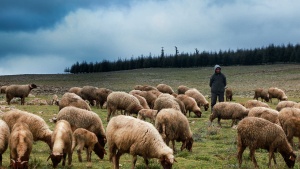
[209,75,213,87]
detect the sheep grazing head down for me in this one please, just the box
[181,137,194,152]
[159,153,176,169]
[47,153,63,168]
[11,159,29,169]
[282,151,296,168]
[194,110,202,118]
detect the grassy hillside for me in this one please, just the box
[0,64,300,168]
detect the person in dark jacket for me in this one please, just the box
[209,64,227,112]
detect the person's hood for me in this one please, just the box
[214,65,221,71]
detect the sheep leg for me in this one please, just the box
[143,157,149,169]
[68,151,72,166]
[77,145,83,162]
[172,140,176,152]
[217,118,222,127]
[249,148,258,168]
[62,152,67,166]
[21,97,25,105]
[237,145,246,168]
[87,147,93,162]
[114,151,123,169]
[268,149,276,167]
[132,155,137,169]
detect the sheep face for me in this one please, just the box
[29,84,37,89]
[93,142,107,159]
[181,137,194,152]
[194,110,202,117]
[281,152,296,168]
[11,159,28,169]
[47,153,63,168]
[160,154,175,169]
[204,104,209,111]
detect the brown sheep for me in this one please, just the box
[176,94,202,117]
[129,90,158,109]
[134,85,158,91]
[68,87,82,97]
[282,117,300,149]
[177,85,189,95]
[96,88,113,109]
[185,88,209,111]
[156,84,175,95]
[5,84,37,105]
[237,117,296,168]
[268,87,288,103]
[153,94,181,113]
[137,109,158,123]
[225,87,233,101]
[243,100,270,109]
[248,107,279,124]
[276,100,297,111]
[0,86,7,94]
[58,92,91,111]
[253,88,269,102]
[132,93,150,109]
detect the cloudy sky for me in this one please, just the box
[0,0,299,75]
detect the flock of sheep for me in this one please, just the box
[0,83,299,168]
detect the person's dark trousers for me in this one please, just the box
[211,92,225,113]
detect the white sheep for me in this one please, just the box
[153,93,181,113]
[237,117,296,168]
[106,91,144,122]
[106,115,175,169]
[72,128,98,165]
[275,100,297,111]
[48,120,73,168]
[1,109,53,149]
[209,102,249,127]
[5,84,37,105]
[9,123,33,169]
[247,107,279,124]
[268,87,288,103]
[58,92,91,111]
[155,108,193,152]
[185,88,209,111]
[137,109,158,123]
[56,106,107,160]
[0,119,9,168]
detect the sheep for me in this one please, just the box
[48,120,73,168]
[253,88,269,102]
[132,93,150,109]
[106,91,144,122]
[243,99,270,109]
[153,94,181,113]
[268,87,288,103]
[5,84,37,105]
[129,90,159,108]
[58,92,91,111]
[137,109,158,123]
[282,117,300,149]
[225,87,233,101]
[0,119,9,168]
[106,115,175,169]
[134,85,158,91]
[276,100,297,111]
[68,87,83,97]
[0,86,7,94]
[96,88,113,109]
[237,117,296,168]
[176,94,202,117]
[293,102,300,109]
[177,85,189,94]
[56,106,106,160]
[72,128,98,165]
[1,109,53,149]
[209,102,249,127]
[155,108,193,152]
[9,123,33,169]
[248,107,279,124]
[157,84,175,95]
[51,94,59,105]
[185,88,209,111]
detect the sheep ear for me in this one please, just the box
[289,155,296,161]
[11,159,15,164]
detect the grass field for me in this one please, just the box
[0,64,300,169]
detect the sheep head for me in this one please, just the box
[194,110,202,118]
[93,142,107,159]
[29,84,37,90]
[11,159,29,169]
[204,103,209,111]
[181,137,194,152]
[160,154,176,169]
[281,151,296,168]
[47,152,63,168]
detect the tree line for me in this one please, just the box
[64,43,300,73]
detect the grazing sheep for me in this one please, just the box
[134,85,158,91]
[0,86,7,94]
[185,88,209,111]
[0,119,9,168]
[56,106,106,160]
[106,115,175,169]
[282,117,300,149]
[9,123,33,169]
[209,102,249,127]
[268,87,288,103]
[58,92,91,111]
[137,109,158,123]
[5,84,37,105]
[243,100,270,109]
[68,87,83,97]
[72,128,98,164]
[253,88,269,102]
[132,93,150,109]
[157,84,175,95]
[153,94,181,113]
[237,117,296,168]
[177,85,189,95]
[96,88,113,109]
[106,91,144,122]
[176,94,202,117]
[293,102,300,109]
[129,90,159,108]
[1,109,53,149]
[155,108,193,152]
[48,120,73,168]
[225,87,233,101]
[51,94,59,105]
[276,100,297,111]
[248,107,279,124]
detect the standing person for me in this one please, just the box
[209,64,227,112]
